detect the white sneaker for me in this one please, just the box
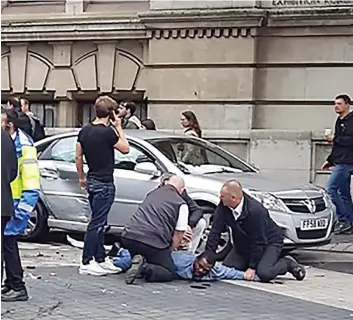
[98,258,122,274]
[79,260,109,276]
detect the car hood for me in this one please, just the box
[186,172,322,199]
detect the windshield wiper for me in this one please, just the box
[203,168,242,174]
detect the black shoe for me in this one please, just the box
[107,242,122,258]
[334,221,352,234]
[1,288,28,302]
[285,256,306,281]
[1,285,11,295]
[125,254,144,285]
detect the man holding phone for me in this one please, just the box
[322,94,353,234]
[76,95,130,276]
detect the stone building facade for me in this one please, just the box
[1,0,353,186]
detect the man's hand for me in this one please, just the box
[244,268,256,281]
[326,135,334,143]
[79,178,87,191]
[321,161,331,171]
[111,112,122,128]
[182,226,193,243]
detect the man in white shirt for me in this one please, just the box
[121,175,189,284]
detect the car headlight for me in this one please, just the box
[247,191,287,212]
[320,189,333,207]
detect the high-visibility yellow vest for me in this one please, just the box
[11,139,40,200]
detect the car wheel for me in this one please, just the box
[20,201,49,241]
[196,205,232,261]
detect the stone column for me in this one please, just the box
[65,0,84,14]
[9,43,28,94]
[57,100,77,127]
[46,42,77,99]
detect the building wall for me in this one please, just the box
[1,0,353,185]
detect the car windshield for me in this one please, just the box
[148,137,254,174]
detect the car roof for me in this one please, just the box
[39,129,190,144]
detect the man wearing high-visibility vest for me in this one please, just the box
[1,107,40,302]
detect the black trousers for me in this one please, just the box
[121,238,176,282]
[1,216,26,291]
[223,244,289,282]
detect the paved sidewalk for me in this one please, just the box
[1,267,353,320]
[224,266,353,311]
[307,233,353,253]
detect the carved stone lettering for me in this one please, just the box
[272,0,353,6]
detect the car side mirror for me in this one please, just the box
[134,162,161,178]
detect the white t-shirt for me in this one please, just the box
[175,204,189,231]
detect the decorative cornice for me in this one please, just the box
[148,27,256,39]
[1,16,148,42]
[1,7,352,42]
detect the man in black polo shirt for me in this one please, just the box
[121,175,189,284]
[205,180,306,282]
[76,95,129,276]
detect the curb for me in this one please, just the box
[303,242,353,254]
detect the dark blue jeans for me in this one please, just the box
[327,164,353,223]
[82,179,115,265]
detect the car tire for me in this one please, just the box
[197,204,232,261]
[21,201,49,242]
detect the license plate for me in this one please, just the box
[300,218,328,231]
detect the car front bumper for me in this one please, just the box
[269,205,335,249]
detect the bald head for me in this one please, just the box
[166,175,185,194]
[220,180,243,208]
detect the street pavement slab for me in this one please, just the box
[1,266,353,320]
[224,266,353,312]
[307,233,353,253]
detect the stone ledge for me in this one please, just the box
[44,128,329,141]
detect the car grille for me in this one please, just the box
[296,228,328,240]
[282,197,326,214]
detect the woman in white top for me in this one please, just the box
[179,111,203,165]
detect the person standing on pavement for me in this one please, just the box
[1,109,41,302]
[7,97,33,138]
[159,172,206,253]
[76,95,129,276]
[322,94,353,234]
[141,118,157,130]
[121,175,189,284]
[118,101,144,129]
[20,98,45,142]
[180,111,203,166]
[205,180,306,282]
[1,129,18,280]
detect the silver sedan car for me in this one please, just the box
[30,130,334,255]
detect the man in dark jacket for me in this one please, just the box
[205,180,306,282]
[1,129,18,220]
[322,94,353,234]
[160,172,206,253]
[1,128,18,289]
[6,97,32,138]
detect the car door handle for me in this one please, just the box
[40,170,58,180]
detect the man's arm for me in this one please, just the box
[181,190,204,228]
[111,116,129,154]
[205,204,227,253]
[333,135,353,147]
[247,210,268,270]
[173,204,189,249]
[75,142,85,180]
[75,142,86,190]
